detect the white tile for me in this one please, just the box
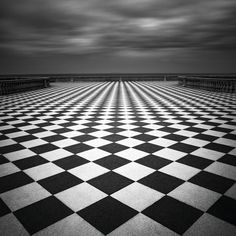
[191,148,224,161]
[116,148,148,161]
[34,214,103,236]
[159,162,200,181]
[1,182,50,211]
[169,182,221,211]
[44,125,63,131]
[114,162,155,181]
[116,138,144,147]
[4,149,35,161]
[69,162,109,181]
[19,125,38,131]
[150,138,176,147]
[0,139,16,147]
[0,163,20,177]
[84,138,111,148]
[202,130,226,137]
[109,213,178,236]
[112,182,164,212]
[205,162,236,181]
[184,213,236,236]
[117,130,141,137]
[225,183,236,200]
[214,138,236,147]
[41,149,72,161]
[153,148,186,161]
[89,130,111,138]
[182,138,209,147]
[79,148,110,161]
[169,124,189,130]
[93,124,112,130]
[118,124,138,130]
[174,130,197,137]
[52,139,78,148]
[6,131,28,138]
[24,163,63,181]
[21,139,47,148]
[0,214,29,236]
[56,183,106,211]
[33,131,56,138]
[146,130,169,137]
[61,131,83,138]
[67,124,87,130]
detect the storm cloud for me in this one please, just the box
[1,0,236,73]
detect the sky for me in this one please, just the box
[1,0,236,74]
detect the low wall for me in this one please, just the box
[178,77,236,93]
[0,78,50,95]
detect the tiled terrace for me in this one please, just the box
[0,81,236,235]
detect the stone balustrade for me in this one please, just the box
[178,76,236,93]
[0,78,50,95]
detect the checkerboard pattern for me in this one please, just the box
[0,81,236,235]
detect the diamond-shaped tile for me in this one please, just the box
[78,196,138,235]
[114,162,155,181]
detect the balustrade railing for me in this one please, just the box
[178,77,236,93]
[0,78,50,95]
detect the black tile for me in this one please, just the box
[223,134,236,140]
[0,155,9,164]
[194,134,217,142]
[189,171,234,194]
[88,171,133,195]
[142,196,203,234]
[95,155,130,170]
[0,198,11,217]
[133,134,155,142]
[13,155,48,170]
[135,143,162,153]
[169,143,198,153]
[15,196,73,234]
[64,143,91,154]
[38,172,82,194]
[1,144,25,154]
[53,155,88,170]
[100,143,127,153]
[177,155,213,169]
[139,171,184,194]
[218,154,236,166]
[27,128,45,134]
[107,127,125,133]
[186,127,205,133]
[43,135,65,142]
[204,143,233,153]
[80,127,97,134]
[164,134,187,142]
[78,196,138,235]
[212,127,233,133]
[30,143,58,154]
[14,135,36,143]
[133,127,151,133]
[136,155,172,170]
[103,134,125,142]
[72,135,94,142]
[208,196,236,226]
[159,127,179,133]
[53,128,71,134]
[0,172,33,194]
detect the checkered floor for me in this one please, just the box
[0,81,236,235]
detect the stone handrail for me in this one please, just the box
[0,78,50,95]
[178,76,236,93]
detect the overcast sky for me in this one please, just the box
[1,0,236,74]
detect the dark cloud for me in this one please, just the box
[0,0,236,73]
